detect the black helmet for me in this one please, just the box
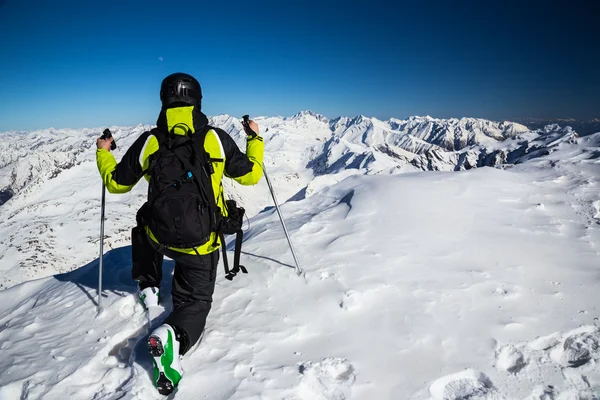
[160,72,202,109]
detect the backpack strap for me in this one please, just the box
[219,232,230,276]
[220,230,248,281]
[140,128,170,176]
[232,230,248,276]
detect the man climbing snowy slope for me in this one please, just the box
[95,72,264,395]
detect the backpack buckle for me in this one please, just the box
[224,265,248,281]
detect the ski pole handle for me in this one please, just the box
[241,115,258,138]
[101,128,117,150]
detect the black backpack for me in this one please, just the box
[145,127,218,249]
[140,127,248,280]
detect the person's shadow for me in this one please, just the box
[54,246,175,391]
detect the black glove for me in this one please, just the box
[101,128,117,150]
[241,115,258,138]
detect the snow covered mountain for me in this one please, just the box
[512,117,600,137]
[1,112,600,399]
[0,113,596,288]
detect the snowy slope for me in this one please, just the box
[1,164,600,399]
[0,117,322,288]
[0,125,151,288]
[1,113,600,399]
[0,113,593,288]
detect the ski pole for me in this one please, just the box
[263,164,303,276]
[242,116,303,276]
[98,183,106,314]
[98,129,116,314]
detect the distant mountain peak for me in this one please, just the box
[351,114,370,124]
[510,117,600,136]
[291,110,329,123]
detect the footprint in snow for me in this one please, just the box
[297,358,355,400]
[562,368,592,392]
[339,290,360,311]
[429,369,496,400]
[523,385,556,400]
[320,271,336,280]
[593,200,600,219]
[117,295,141,318]
[493,284,521,300]
[551,331,599,368]
[496,345,526,373]
[528,333,561,351]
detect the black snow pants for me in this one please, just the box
[131,226,219,355]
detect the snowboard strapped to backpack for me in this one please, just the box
[138,126,247,279]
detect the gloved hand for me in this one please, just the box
[241,115,259,138]
[96,136,114,151]
[96,129,117,151]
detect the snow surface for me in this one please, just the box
[1,113,600,399]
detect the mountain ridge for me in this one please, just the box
[1,112,598,288]
[1,112,595,208]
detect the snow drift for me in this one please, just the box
[1,166,600,399]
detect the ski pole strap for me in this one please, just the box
[233,230,247,274]
[222,230,248,281]
[220,232,230,276]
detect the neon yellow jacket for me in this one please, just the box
[96,106,264,255]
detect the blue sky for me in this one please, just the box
[0,0,597,130]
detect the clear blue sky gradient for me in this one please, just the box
[0,0,598,130]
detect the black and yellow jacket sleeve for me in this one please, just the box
[213,127,264,185]
[96,131,154,193]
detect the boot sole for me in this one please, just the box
[148,335,175,395]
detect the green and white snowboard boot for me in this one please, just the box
[138,286,159,309]
[148,324,183,395]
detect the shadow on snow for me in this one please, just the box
[54,246,176,390]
